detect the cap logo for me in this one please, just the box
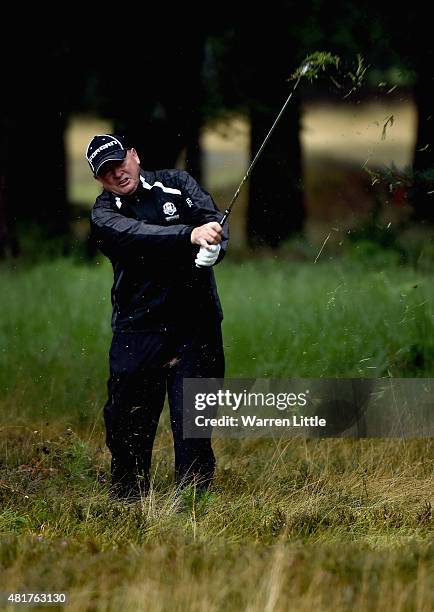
[88,140,118,162]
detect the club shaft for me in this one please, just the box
[220,74,302,226]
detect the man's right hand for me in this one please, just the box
[191,222,222,248]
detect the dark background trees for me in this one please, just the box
[0,6,431,259]
[373,8,434,223]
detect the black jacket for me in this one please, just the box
[90,169,229,333]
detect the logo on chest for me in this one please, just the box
[163,201,179,221]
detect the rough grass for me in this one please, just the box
[1,254,434,423]
[0,431,432,610]
[0,254,433,610]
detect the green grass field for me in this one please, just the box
[0,254,433,610]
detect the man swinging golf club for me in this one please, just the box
[87,59,314,501]
[87,134,228,500]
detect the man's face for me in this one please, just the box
[96,148,141,195]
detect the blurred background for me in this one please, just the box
[1,12,433,605]
[1,4,433,262]
[2,4,434,391]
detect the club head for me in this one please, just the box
[300,62,311,76]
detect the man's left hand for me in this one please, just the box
[195,244,221,267]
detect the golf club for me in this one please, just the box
[196,51,341,266]
[219,62,310,227]
[195,63,309,268]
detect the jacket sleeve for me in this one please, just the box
[179,171,229,265]
[90,201,194,262]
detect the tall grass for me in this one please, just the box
[0,254,433,610]
[1,255,433,423]
[0,431,432,610]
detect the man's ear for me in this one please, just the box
[130,148,140,165]
[95,176,103,184]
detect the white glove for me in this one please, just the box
[195,244,221,268]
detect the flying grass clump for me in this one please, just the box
[219,50,366,228]
[290,52,368,100]
[290,51,340,82]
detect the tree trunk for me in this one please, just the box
[184,106,203,184]
[412,69,434,223]
[247,92,304,248]
[0,179,20,260]
[12,113,69,238]
[184,40,204,184]
[0,34,70,252]
[0,118,19,259]
[112,29,205,179]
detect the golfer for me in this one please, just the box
[87,134,228,500]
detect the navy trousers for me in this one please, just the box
[103,319,224,496]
